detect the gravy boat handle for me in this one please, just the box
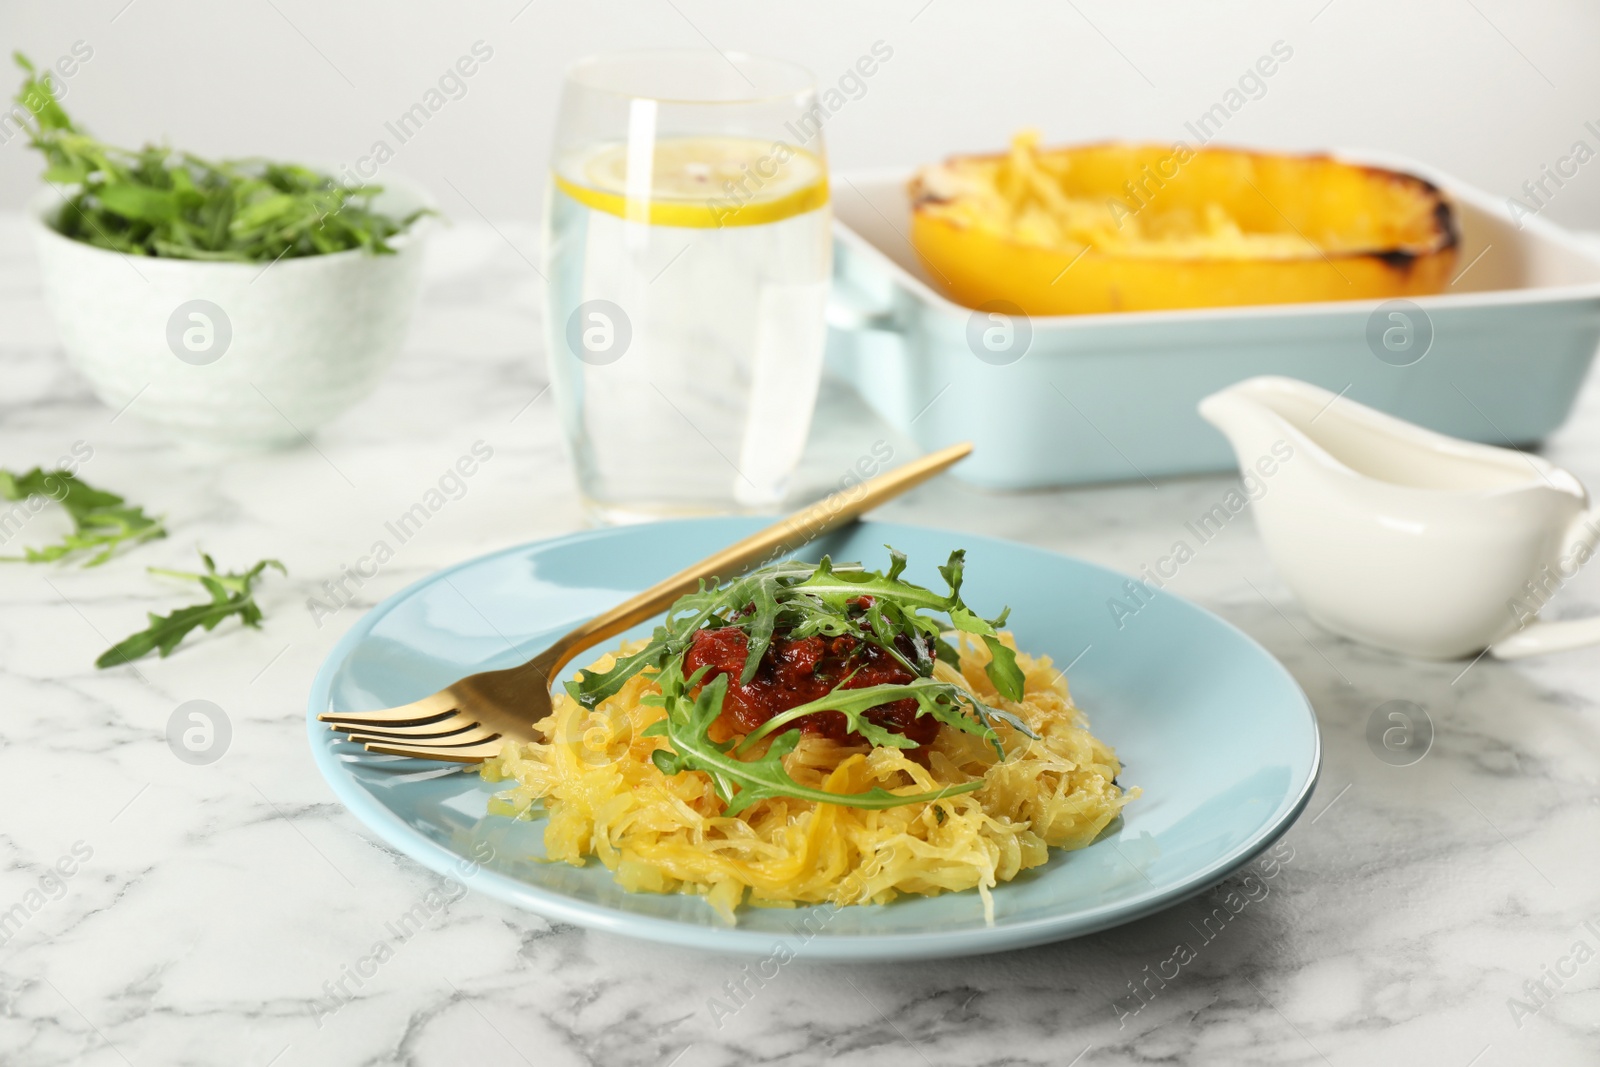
[1491,506,1600,659]
[1491,617,1600,658]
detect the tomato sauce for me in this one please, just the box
[683,625,939,750]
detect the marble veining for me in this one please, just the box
[1,216,1599,1066]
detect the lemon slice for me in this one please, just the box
[554,136,828,229]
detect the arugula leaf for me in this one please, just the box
[734,677,1019,759]
[13,54,428,263]
[0,467,165,566]
[979,635,1026,700]
[641,661,983,816]
[568,548,1027,709]
[96,553,285,668]
[566,561,820,708]
[949,606,1026,702]
[570,548,1040,793]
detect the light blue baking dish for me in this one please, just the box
[824,156,1600,489]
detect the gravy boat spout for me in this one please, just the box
[1199,376,1600,660]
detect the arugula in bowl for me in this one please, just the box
[13,53,427,262]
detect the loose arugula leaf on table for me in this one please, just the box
[0,468,165,566]
[640,661,984,816]
[96,553,285,668]
[13,54,428,263]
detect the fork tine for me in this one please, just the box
[317,699,456,728]
[323,716,480,739]
[362,738,506,762]
[341,724,499,746]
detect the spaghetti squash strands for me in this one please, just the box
[482,636,1134,922]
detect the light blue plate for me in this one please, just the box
[307,519,1320,959]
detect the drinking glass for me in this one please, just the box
[543,50,832,524]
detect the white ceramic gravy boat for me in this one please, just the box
[1199,376,1600,660]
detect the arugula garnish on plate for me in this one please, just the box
[13,53,427,262]
[580,548,1038,812]
[643,660,987,816]
[0,467,165,566]
[96,553,285,668]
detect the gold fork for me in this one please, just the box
[318,441,973,762]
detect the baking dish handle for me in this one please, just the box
[826,276,902,334]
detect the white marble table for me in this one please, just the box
[3,216,1599,1067]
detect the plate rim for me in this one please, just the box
[306,518,1322,959]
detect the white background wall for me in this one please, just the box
[5,0,1600,229]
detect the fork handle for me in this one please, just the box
[539,441,974,678]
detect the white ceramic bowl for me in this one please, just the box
[29,179,432,448]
